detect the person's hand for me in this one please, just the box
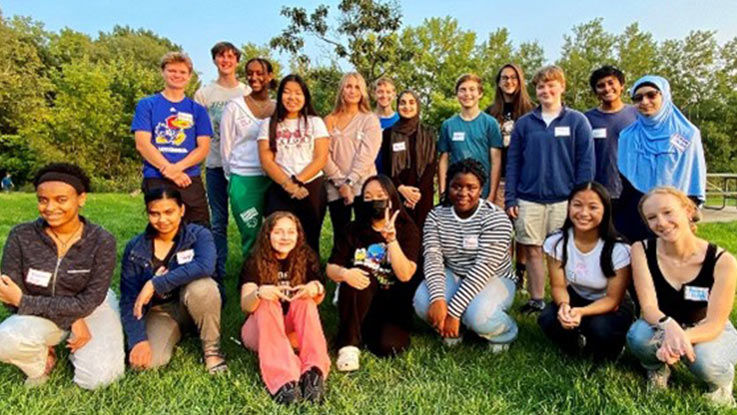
[172,172,192,188]
[506,206,519,219]
[293,186,309,200]
[341,268,370,290]
[398,185,421,209]
[557,303,576,329]
[67,318,91,353]
[661,319,696,363]
[133,280,156,319]
[129,340,152,370]
[656,345,681,365]
[339,183,354,205]
[282,179,300,197]
[427,299,448,332]
[257,285,291,302]
[0,274,22,307]
[441,315,461,338]
[380,209,400,243]
[567,307,583,328]
[290,281,323,301]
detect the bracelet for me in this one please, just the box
[291,175,305,187]
[657,315,672,330]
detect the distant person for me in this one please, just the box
[627,187,737,407]
[505,65,594,314]
[373,76,399,172]
[1,172,14,192]
[0,163,124,389]
[131,51,213,226]
[537,182,633,361]
[240,212,329,405]
[220,58,277,256]
[120,188,226,374]
[438,73,503,201]
[194,42,250,282]
[616,75,706,243]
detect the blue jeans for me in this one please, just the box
[413,269,518,344]
[206,167,228,280]
[627,319,737,387]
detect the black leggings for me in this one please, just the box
[264,177,327,254]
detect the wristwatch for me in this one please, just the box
[657,315,672,330]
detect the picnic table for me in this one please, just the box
[705,173,737,210]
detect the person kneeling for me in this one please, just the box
[414,159,517,351]
[240,212,330,405]
[120,188,226,374]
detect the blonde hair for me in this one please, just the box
[332,72,371,114]
[532,65,566,88]
[160,51,193,73]
[638,186,702,232]
[455,73,483,94]
[374,76,395,90]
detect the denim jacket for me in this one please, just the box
[119,223,217,349]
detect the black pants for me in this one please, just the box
[538,287,634,361]
[264,177,327,254]
[327,199,355,247]
[142,176,210,227]
[336,276,414,357]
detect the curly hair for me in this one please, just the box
[244,211,319,286]
[442,158,487,206]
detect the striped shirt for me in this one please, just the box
[423,200,514,318]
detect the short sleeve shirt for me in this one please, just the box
[240,254,322,313]
[257,116,329,183]
[584,106,638,198]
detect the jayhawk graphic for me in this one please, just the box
[155,112,194,146]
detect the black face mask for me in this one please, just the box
[362,199,389,220]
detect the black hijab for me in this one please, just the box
[389,90,436,179]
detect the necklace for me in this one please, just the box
[247,95,271,111]
[48,222,83,252]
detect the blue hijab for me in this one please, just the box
[617,75,706,200]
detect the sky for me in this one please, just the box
[3,0,737,83]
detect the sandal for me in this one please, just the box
[204,350,228,375]
[336,346,360,372]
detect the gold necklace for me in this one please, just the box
[247,95,271,111]
[49,222,83,252]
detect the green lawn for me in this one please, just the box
[0,192,736,414]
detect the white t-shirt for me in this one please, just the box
[543,229,631,301]
[194,81,250,168]
[257,116,329,183]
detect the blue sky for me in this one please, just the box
[3,0,736,83]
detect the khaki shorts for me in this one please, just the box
[514,199,567,246]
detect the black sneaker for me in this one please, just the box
[273,381,301,405]
[300,367,325,404]
[519,299,545,315]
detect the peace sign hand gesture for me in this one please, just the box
[380,208,399,244]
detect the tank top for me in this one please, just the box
[644,238,723,326]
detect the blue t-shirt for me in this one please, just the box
[131,93,213,178]
[375,112,400,172]
[584,106,637,199]
[438,112,502,197]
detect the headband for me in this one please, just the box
[36,172,86,194]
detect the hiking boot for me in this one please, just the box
[273,381,301,405]
[300,367,325,404]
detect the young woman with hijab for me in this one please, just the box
[616,75,706,243]
[0,163,125,389]
[380,90,437,230]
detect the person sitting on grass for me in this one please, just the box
[627,187,737,407]
[414,158,517,352]
[120,188,226,374]
[327,175,420,371]
[0,163,125,389]
[537,181,634,361]
[240,211,329,405]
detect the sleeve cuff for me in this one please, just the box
[151,276,171,295]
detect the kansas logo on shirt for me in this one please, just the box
[155,112,194,146]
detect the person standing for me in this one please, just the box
[1,172,14,192]
[132,51,213,226]
[194,42,250,282]
[373,77,399,172]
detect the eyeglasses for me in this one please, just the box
[632,90,660,103]
[500,75,518,82]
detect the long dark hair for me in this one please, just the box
[486,63,535,123]
[357,175,415,229]
[441,158,487,206]
[268,74,318,152]
[553,181,626,278]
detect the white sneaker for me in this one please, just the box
[705,381,736,408]
[442,335,463,348]
[337,346,360,372]
[647,365,671,390]
[24,374,49,388]
[489,343,510,354]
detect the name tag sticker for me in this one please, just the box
[463,235,478,250]
[670,133,689,152]
[177,249,195,265]
[592,128,607,139]
[554,126,571,137]
[392,142,406,152]
[452,132,465,141]
[26,268,52,287]
[684,286,709,302]
[176,112,193,124]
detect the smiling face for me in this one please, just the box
[641,192,694,242]
[37,181,85,229]
[147,198,184,237]
[633,85,663,117]
[536,79,564,108]
[374,82,396,110]
[246,60,272,93]
[594,75,624,105]
[281,80,305,117]
[214,49,238,77]
[568,189,604,234]
[161,62,192,91]
[448,172,482,214]
[341,75,363,106]
[499,66,520,97]
[270,216,298,258]
[456,80,482,110]
[397,92,418,119]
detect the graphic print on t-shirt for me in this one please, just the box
[353,242,394,287]
[155,110,194,149]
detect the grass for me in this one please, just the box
[1,192,736,414]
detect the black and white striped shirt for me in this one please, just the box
[423,200,514,318]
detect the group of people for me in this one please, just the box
[0,40,733,408]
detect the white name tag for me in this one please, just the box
[452,132,465,141]
[392,141,406,152]
[26,268,52,287]
[554,126,571,137]
[684,285,709,302]
[463,235,478,250]
[670,133,689,152]
[176,249,195,265]
[177,112,193,124]
[592,128,607,139]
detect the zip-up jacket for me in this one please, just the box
[119,223,217,349]
[0,217,116,330]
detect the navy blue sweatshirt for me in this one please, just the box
[505,106,594,206]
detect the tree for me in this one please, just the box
[615,23,658,89]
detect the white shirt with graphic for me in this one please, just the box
[257,116,329,183]
[194,81,250,168]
